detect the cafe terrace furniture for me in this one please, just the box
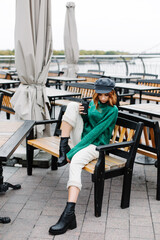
[105,75,141,83]
[77,73,103,83]
[0,87,81,119]
[27,105,143,216]
[131,79,160,104]
[87,69,105,75]
[115,82,160,103]
[130,72,158,80]
[119,103,160,165]
[0,79,20,89]
[0,89,15,119]
[54,82,95,107]
[46,76,86,89]
[0,120,35,193]
[54,82,135,107]
[46,87,81,118]
[118,111,160,200]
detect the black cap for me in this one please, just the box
[94,78,115,93]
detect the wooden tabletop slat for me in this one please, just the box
[0,121,23,133]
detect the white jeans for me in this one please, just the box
[62,102,99,190]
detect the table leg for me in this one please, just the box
[139,92,142,103]
[0,160,21,192]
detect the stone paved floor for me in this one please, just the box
[0,159,160,240]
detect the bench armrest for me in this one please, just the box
[96,141,134,152]
[35,119,58,125]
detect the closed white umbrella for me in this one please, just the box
[11,0,53,138]
[64,2,79,77]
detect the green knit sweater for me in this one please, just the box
[67,100,118,160]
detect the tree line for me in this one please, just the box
[0,49,130,55]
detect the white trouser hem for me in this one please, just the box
[67,181,82,191]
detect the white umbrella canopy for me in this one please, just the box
[11,0,53,138]
[64,2,79,77]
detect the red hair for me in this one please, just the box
[93,90,117,109]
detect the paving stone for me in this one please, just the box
[81,220,105,233]
[130,225,154,239]
[105,228,129,240]
[106,217,129,230]
[79,232,105,240]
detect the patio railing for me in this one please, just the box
[1,54,160,77]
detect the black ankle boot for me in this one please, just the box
[0,217,11,224]
[49,202,77,235]
[57,137,71,167]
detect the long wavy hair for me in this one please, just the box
[93,90,117,109]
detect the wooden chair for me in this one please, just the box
[0,89,15,119]
[27,106,143,216]
[118,111,160,200]
[0,71,7,79]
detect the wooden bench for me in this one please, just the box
[27,105,143,216]
[118,111,160,200]
[54,82,95,106]
[132,79,160,103]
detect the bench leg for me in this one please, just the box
[51,156,58,170]
[94,174,104,217]
[6,113,10,119]
[156,155,160,200]
[121,169,133,208]
[27,144,34,176]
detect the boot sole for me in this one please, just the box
[49,220,77,235]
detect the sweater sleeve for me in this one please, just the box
[67,106,118,160]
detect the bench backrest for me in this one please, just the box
[65,82,95,99]
[77,73,104,83]
[130,72,158,79]
[0,89,15,117]
[87,69,105,75]
[137,79,160,96]
[109,117,143,163]
[118,111,160,160]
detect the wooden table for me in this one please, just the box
[0,79,20,89]
[119,103,160,118]
[119,103,160,165]
[47,76,86,89]
[115,83,160,103]
[0,120,35,192]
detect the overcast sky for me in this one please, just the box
[1,0,160,53]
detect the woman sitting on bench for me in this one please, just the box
[49,78,118,236]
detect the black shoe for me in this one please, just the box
[49,202,77,235]
[155,160,158,168]
[58,137,71,167]
[0,217,11,224]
